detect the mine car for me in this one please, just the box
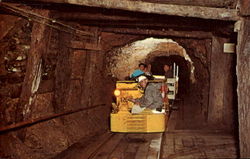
[110,75,178,133]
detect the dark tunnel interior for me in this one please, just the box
[150,55,190,97]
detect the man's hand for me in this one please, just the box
[126,96,135,103]
[126,96,140,105]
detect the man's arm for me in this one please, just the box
[134,85,155,108]
[151,86,163,109]
[140,83,163,109]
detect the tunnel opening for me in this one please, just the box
[106,37,195,82]
[149,55,190,98]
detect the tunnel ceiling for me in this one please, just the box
[107,37,195,81]
[1,1,236,38]
[53,5,235,37]
[8,0,238,20]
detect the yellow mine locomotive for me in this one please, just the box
[110,75,178,133]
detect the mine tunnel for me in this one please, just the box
[0,0,250,159]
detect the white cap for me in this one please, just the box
[137,76,147,82]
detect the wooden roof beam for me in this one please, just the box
[30,0,239,21]
[101,27,212,39]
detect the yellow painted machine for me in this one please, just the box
[110,75,178,133]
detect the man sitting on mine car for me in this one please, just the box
[128,76,163,113]
[164,64,173,78]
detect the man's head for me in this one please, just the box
[137,75,148,88]
[139,63,146,71]
[163,64,170,72]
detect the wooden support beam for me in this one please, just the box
[76,20,210,32]
[18,9,50,122]
[53,31,72,113]
[31,0,239,21]
[37,79,54,94]
[101,27,212,39]
[53,12,140,21]
[140,0,236,8]
[71,41,102,50]
[208,36,234,130]
[237,17,250,158]
[239,0,250,16]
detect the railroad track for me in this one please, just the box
[87,132,163,159]
[53,131,163,159]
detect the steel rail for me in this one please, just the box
[0,104,105,133]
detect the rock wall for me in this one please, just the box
[0,14,110,159]
[0,13,144,159]
[176,37,236,131]
[0,15,32,127]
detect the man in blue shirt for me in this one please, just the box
[130,63,146,79]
